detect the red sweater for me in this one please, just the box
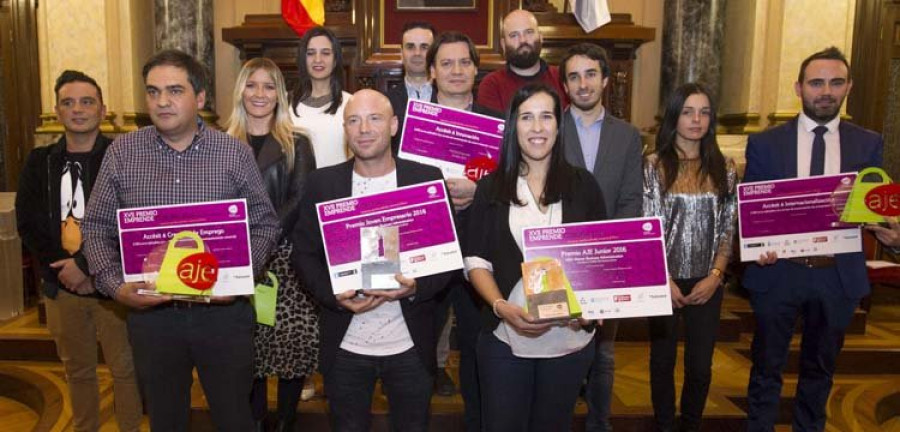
[476,60,569,116]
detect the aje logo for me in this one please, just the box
[177,252,219,291]
[865,184,900,216]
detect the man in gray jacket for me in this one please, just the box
[559,42,644,432]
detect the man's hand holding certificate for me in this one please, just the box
[738,173,861,262]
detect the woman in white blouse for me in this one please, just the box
[289,26,352,169]
[464,83,607,431]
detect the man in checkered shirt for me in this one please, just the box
[83,49,279,431]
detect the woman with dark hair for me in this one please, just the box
[225,57,319,432]
[290,26,352,168]
[464,83,606,431]
[644,82,737,432]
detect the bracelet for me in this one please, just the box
[492,298,507,318]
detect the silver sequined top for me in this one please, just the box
[643,155,738,279]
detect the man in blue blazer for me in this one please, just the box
[743,47,883,431]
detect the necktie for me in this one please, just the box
[809,126,827,176]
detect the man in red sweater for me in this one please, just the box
[476,9,568,115]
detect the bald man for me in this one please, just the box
[477,9,568,114]
[292,89,454,431]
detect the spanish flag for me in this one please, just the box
[282,0,325,36]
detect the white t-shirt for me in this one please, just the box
[339,169,416,356]
[290,91,352,169]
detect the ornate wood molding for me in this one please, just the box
[221,7,655,121]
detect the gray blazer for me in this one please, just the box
[561,109,643,219]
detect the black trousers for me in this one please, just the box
[128,299,255,432]
[648,278,723,432]
[433,273,483,432]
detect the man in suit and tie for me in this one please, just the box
[292,89,453,431]
[388,21,435,153]
[743,47,883,431]
[559,42,643,432]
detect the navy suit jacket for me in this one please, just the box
[291,158,453,375]
[742,117,883,299]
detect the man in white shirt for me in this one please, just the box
[743,47,883,431]
[292,89,454,431]
[388,21,435,153]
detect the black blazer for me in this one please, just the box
[254,133,316,235]
[291,158,454,374]
[464,167,607,330]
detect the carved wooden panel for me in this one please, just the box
[222,2,655,121]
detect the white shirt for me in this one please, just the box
[464,176,595,358]
[796,112,841,177]
[339,169,416,356]
[290,91,352,169]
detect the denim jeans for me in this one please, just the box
[324,347,434,432]
[478,331,594,432]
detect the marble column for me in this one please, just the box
[660,0,726,109]
[155,0,216,112]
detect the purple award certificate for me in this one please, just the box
[316,180,463,294]
[522,217,672,320]
[117,199,254,296]
[738,173,861,261]
[398,100,503,179]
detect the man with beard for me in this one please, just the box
[559,43,642,432]
[388,21,435,153]
[743,47,883,431]
[476,9,567,114]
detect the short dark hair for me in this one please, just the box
[426,31,480,71]
[141,49,208,94]
[291,26,345,116]
[55,70,103,103]
[798,46,851,83]
[559,43,611,85]
[401,21,436,40]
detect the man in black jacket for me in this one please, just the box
[292,89,453,431]
[16,70,142,431]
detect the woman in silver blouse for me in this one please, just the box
[643,82,737,432]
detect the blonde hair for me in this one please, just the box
[225,57,299,171]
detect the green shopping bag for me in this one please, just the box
[253,272,279,326]
[840,167,894,223]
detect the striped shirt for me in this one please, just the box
[83,120,280,297]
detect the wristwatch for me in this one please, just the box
[710,268,724,280]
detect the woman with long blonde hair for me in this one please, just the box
[225,57,319,432]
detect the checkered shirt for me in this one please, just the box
[83,120,280,297]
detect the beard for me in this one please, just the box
[801,94,843,123]
[505,39,542,69]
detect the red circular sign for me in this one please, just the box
[865,184,900,216]
[177,252,219,291]
[464,156,497,182]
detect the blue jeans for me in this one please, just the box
[324,348,434,432]
[585,319,619,432]
[128,299,255,432]
[477,331,594,432]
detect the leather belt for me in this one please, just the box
[786,255,836,268]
